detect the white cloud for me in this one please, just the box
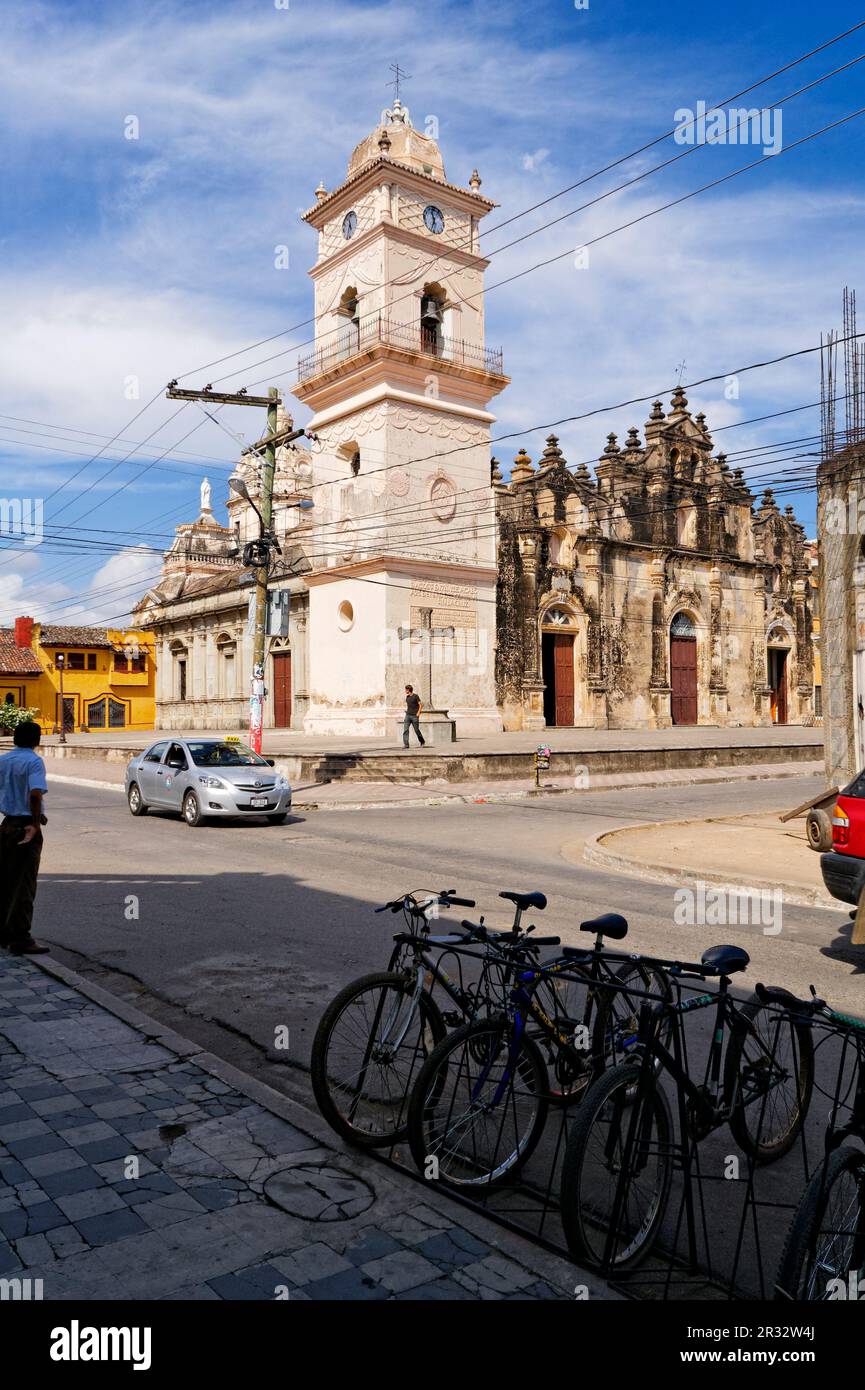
[0,0,861,573]
[521,148,551,173]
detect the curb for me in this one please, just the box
[23,951,607,1299]
[583,818,840,912]
[46,762,822,813]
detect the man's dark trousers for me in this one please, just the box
[0,817,43,949]
[403,715,425,747]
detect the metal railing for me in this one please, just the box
[297,312,504,381]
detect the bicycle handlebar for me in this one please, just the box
[375,890,476,915]
[755,982,824,1013]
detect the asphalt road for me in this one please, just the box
[34,772,862,1074]
[29,773,865,1296]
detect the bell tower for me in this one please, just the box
[294,98,508,736]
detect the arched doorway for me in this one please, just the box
[767,626,791,725]
[541,606,578,726]
[670,611,698,725]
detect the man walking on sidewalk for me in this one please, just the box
[402,685,426,748]
[0,720,50,955]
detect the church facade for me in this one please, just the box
[494,391,815,730]
[136,105,815,735]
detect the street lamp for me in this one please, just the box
[55,651,66,745]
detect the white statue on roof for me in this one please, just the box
[200,477,212,513]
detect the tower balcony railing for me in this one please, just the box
[297,313,505,382]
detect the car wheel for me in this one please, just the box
[267,813,289,825]
[127,783,148,817]
[182,791,204,827]
[806,808,833,853]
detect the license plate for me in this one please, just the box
[250,797,269,808]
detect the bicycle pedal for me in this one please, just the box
[441,1011,464,1027]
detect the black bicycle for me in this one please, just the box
[311,889,559,1148]
[560,945,815,1272]
[768,983,865,1301]
[406,912,673,1191]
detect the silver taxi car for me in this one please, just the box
[126,737,292,827]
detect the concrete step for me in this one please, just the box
[280,739,824,786]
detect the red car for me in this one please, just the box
[821,776,865,905]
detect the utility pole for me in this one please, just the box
[166,381,312,753]
[249,387,279,754]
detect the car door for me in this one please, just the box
[136,742,170,805]
[161,742,190,812]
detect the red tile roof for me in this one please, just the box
[0,630,43,676]
[38,625,114,648]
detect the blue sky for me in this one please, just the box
[1,0,863,625]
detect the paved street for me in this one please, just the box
[32,771,862,1104]
[2,770,855,1300]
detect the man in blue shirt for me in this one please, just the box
[0,720,49,955]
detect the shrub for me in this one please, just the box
[0,705,40,734]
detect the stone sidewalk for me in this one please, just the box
[583,807,836,910]
[0,952,597,1302]
[23,726,823,756]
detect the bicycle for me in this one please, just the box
[311,888,559,1148]
[767,982,865,1301]
[559,945,815,1272]
[406,911,673,1192]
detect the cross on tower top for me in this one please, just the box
[387,62,411,103]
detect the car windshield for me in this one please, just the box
[843,770,865,799]
[187,741,269,768]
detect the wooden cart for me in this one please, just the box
[779,786,839,853]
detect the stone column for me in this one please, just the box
[708,564,728,721]
[292,595,309,730]
[518,536,545,729]
[752,572,771,724]
[649,552,671,727]
[583,540,607,726]
[191,623,206,704]
[792,577,813,722]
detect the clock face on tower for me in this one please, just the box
[423,205,445,234]
[342,211,358,240]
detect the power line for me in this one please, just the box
[172,22,865,386]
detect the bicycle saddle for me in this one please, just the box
[700,944,750,976]
[579,912,628,940]
[499,890,547,911]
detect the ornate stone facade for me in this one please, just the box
[495,390,815,730]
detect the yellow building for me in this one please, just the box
[0,618,156,733]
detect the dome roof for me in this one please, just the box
[347,99,446,180]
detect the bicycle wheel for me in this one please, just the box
[531,963,596,1105]
[776,1146,865,1300]
[591,961,672,1076]
[311,971,446,1148]
[407,1019,549,1190]
[724,990,814,1162]
[560,1060,673,1271]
